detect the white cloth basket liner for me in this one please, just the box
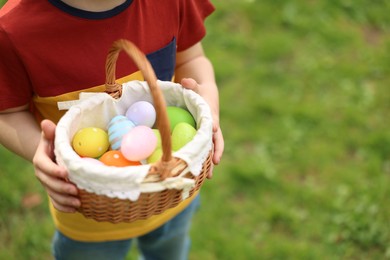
[54,80,213,201]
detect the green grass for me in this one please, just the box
[1,0,390,259]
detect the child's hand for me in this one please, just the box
[181,78,224,178]
[33,119,80,212]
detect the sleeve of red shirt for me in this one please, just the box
[176,0,215,52]
[0,27,32,111]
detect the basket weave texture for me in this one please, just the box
[54,40,213,223]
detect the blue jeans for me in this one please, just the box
[52,195,200,260]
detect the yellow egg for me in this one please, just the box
[72,127,110,158]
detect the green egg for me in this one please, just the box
[147,147,163,164]
[171,122,197,151]
[152,129,162,148]
[166,106,196,132]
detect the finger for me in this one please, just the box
[34,154,68,178]
[37,174,80,212]
[41,119,57,141]
[212,129,224,165]
[33,149,68,180]
[207,163,214,179]
[34,122,68,179]
[212,120,220,133]
[39,120,57,159]
[49,196,79,213]
[36,168,78,196]
[180,78,199,92]
[39,175,80,211]
[46,186,80,208]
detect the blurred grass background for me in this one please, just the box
[1,0,390,259]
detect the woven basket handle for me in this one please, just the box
[105,39,174,176]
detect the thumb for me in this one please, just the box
[180,78,199,92]
[41,119,57,141]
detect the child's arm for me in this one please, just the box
[175,42,224,177]
[0,108,80,212]
[0,105,41,161]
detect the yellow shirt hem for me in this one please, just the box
[50,191,198,242]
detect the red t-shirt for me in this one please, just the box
[0,0,214,110]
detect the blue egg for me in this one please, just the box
[107,115,136,150]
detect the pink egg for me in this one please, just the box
[120,125,157,161]
[125,101,156,127]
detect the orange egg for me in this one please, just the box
[99,150,141,167]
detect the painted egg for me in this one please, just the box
[99,150,141,167]
[121,125,157,161]
[147,148,163,164]
[72,127,110,158]
[108,115,136,150]
[166,106,196,132]
[125,101,156,127]
[171,122,197,151]
[152,129,162,148]
[81,157,105,166]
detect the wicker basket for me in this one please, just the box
[54,40,213,223]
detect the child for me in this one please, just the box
[0,0,224,259]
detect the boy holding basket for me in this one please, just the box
[0,0,224,259]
